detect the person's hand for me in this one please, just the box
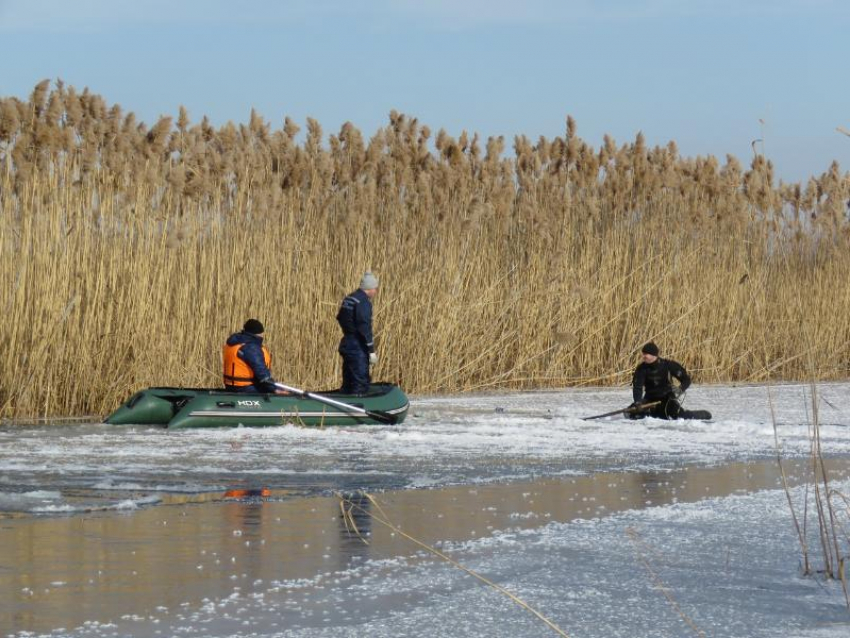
[628,401,643,410]
[369,352,378,365]
[275,389,291,396]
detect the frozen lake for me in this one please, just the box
[2,381,850,636]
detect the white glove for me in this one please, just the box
[369,353,378,365]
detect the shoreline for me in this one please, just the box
[4,377,850,425]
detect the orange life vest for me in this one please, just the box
[222,342,272,387]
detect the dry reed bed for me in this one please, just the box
[1,80,849,417]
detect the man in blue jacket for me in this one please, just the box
[337,272,379,395]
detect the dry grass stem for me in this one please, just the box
[768,383,810,573]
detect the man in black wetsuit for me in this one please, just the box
[629,342,697,419]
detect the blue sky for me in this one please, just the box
[0,0,847,183]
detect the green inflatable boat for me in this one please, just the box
[105,383,409,429]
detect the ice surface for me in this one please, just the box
[1,382,848,514]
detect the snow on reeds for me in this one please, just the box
[1,80,849,417]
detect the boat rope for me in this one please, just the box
[338,491,570,638]
[625,527,706,637]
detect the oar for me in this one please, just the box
[274,382,398,425]
[582,401,661,421]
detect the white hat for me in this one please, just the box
[360,271,379,290]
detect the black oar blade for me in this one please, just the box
[367,410,398,425]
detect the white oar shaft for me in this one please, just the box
[274,382,368,416]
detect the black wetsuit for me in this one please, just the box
[631,358,692,419]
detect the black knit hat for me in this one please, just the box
[641,342,659,356]
[243,319,264,335]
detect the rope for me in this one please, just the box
[338,491,571,638]
[626,527,706,637]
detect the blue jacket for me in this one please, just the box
[225,331,276,392]
[336,288,374,353]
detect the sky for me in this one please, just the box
[0,0,848,184]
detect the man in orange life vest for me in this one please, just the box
[222,319,286,394]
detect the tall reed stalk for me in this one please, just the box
[777,384,850,606]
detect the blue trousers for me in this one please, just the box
[339,341,370,395]
[225,384,263,393]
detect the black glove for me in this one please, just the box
[628,401,644,410]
